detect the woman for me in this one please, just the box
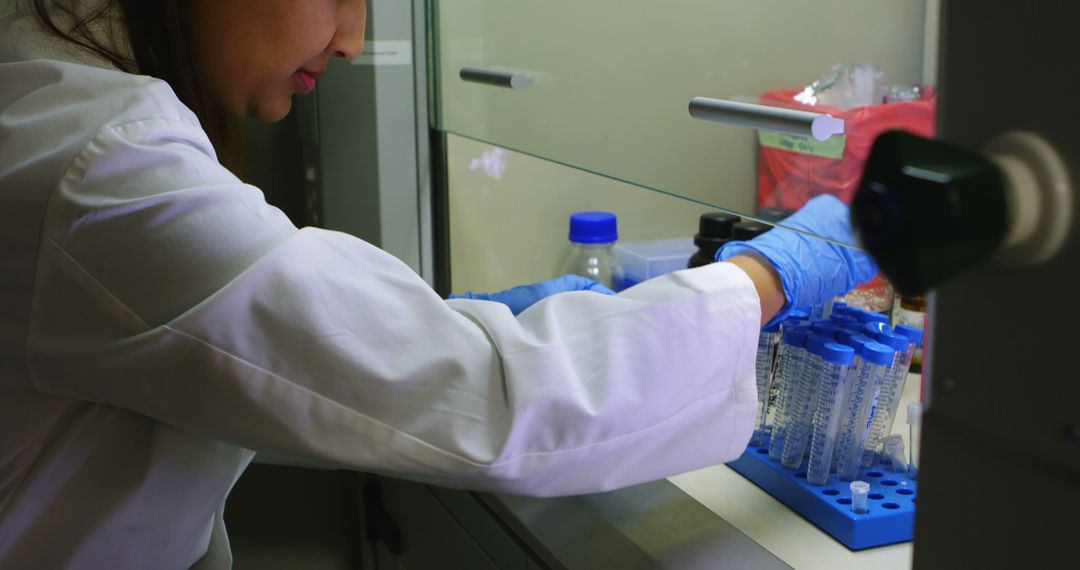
[0,0,875,567]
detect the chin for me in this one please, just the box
[251,98,294,123]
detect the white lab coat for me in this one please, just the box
[0,6,760,570]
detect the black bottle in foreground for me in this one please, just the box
[688,212,741,268]
[732,220,773,242]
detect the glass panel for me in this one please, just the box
[444,133,870,295]
[433,0,937,245]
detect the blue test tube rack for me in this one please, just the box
[728,434,917,550]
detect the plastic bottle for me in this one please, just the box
[688,212,741,268]
[805,343,855,485]
[561,211,625,290]
[751,321,782,445]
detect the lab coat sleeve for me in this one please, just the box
[26,115,761,497]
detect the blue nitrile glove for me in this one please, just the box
[449,275,615,315]
[715,195,878,324]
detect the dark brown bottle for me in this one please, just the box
[688,212,741,268]
[732,220,773,242]
[893,294,928,373]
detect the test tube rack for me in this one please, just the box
[727,435,917,550]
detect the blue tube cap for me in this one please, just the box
[833,306,854,318]
[821,343,855,366]
[782,327,809,348]
[568,211,618,244]
[836,330,855,344]
[783,318,811,330]
[789,309,811,320]
[811,320,841,340]
[862,322,893,339]
[844,334,874,355]
[849,308,890,325]
[830,315,861,330]
[877,331,910,353]
[864,312,890,325]
[894,324,924,347]
[861,341,897,367]
[806,334,832,356]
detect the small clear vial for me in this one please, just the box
[561,211,625,290]
[850,481,871,515]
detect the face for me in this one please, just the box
[186,0,366,122]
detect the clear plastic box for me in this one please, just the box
[614,238,697,289]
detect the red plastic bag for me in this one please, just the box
[757,87,936,209]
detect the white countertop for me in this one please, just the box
[669,373,923,570]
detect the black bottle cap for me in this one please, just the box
[755,207,796,224]
[732,220,773,241]
[694,212,741,249]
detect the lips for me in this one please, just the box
[293,70,319,94]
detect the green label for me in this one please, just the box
[758,131,846,159]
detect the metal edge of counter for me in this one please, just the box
[472,478,792,569]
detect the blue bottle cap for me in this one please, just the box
[832,306,855,318]
[862,322,893,339]
[783,318,810,330]
[861,341,897,367]
[763,321,782,334]
[782,327,809,348]
[844,334,874,354]
[568,211,618,244]
[877,332,910,353]
[894,324,924,347]
[821,343,855,366]
[806,334,831,356]
[835,329,855,344]
[810,320,841,340]
[866,312,890,325]
[831,301,848,311]
[850,308,890,325]
[788,308,811,320]
[846,307,867,321]
[830,315,861,330]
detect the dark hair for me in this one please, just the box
[25,0,240,170]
